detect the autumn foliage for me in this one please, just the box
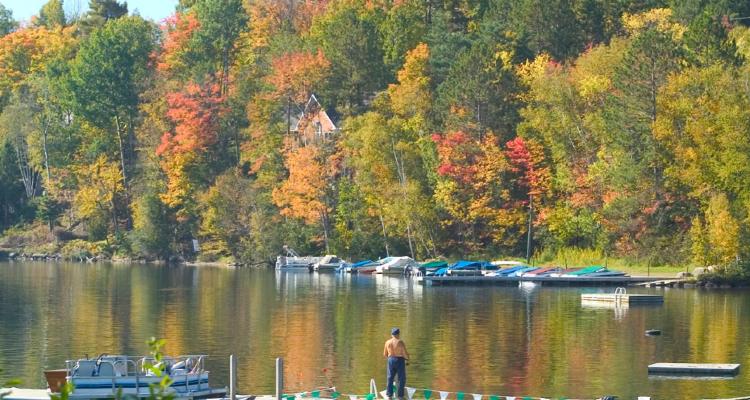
[265,49,331,103]
[156,12,200,74]
[6,1,750,269]
[157,82,224,209]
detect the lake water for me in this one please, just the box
[0,262,748,399]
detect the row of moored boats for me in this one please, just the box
[276,253,628,278]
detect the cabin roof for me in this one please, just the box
[291,94,337,134]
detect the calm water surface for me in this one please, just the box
[0,261,749,399]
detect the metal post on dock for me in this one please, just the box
[230,354,237,400]
[276,357,284,400]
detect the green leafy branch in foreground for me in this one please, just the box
[142,337,175,400]
[0,368,21,400]
[49,382,73,400]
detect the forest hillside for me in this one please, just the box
[1,0,750,272]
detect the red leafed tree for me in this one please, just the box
[504,136,551,200]
[156,12,200,76]
[432,131,482,185]
[432,131,522,249]
[157,82,224,210]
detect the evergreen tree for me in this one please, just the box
[0,4,17,37]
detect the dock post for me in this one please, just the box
[230,354,237,400]
[276,357,284,400]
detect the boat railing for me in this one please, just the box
[65,357,141,393]
[66,354,208,378]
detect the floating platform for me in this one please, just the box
[1,388,50,400]
[580,293,664,304]
[647,363,740,375]
[418,275,659,286]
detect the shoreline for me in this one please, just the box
[1,255,748,289]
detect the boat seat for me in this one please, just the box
[74,360,97,376]
[97,362,115,377]
[113,360,128,376]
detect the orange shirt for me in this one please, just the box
[383,337,409,359]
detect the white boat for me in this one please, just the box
[375,257,418,275]
[313,255,346,271]
[47,355,226,399]
[275,246,322,270]
[275,255,322,270]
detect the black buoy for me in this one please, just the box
[645,329,661,336]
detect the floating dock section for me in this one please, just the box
[581,293,663,304]
[647,363,740,375]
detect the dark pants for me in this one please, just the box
[386,356,406,398]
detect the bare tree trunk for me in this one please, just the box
[14,140,38,198]
[41,123,52,185]
[320,211,330,253]
[114,115,127,185]
[379,213,390,257]
[391,139,415,259]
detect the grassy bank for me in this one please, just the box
[531,248,687,277]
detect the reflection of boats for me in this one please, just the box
[313,255,346,271]
[375,257,418,275]
[46,355,226,399]
[275,246,322,270]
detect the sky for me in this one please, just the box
[2,0,179,24]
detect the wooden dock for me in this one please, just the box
[419,275,660,286]
[647,363,740,375]
[581,293,664,304]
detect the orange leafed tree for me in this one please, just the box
[244,0,330,49]
[157,82,224,210]
[272,145,327,223]
[272,145,331,247]
[265,49,331,103]
[0,26,76,94]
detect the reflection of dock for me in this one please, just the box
[419,275,660,286]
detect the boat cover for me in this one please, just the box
[350,260,374,268]
[566,266,605,276]
[422,260,448,269]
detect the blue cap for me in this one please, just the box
[391,327,400,336]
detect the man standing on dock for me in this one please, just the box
[383,327,409,400]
